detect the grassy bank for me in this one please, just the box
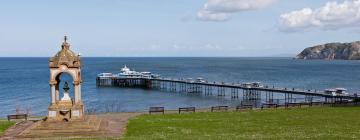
[0,120,15,135]
[123,107,360,140]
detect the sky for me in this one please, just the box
[1,0,360,57]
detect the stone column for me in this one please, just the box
[74,84,79,103]
[50,84,56,104]
[78,84,82,102]
[55,83,60,101]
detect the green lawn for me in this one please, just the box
[0,120,15,135]
[123,107,360,140]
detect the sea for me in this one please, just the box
[0,57,360,118]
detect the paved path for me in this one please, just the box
[97,112,142,137]
[0,113,143,140]
[0,121,35,140]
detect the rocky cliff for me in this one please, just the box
[296,41,360,60]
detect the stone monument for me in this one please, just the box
[18,36,105,138]
[47,36,84,121]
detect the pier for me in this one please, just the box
[96,75,358,106]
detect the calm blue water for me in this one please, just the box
[0,57,360,118]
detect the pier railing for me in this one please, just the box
[96,76,358,105]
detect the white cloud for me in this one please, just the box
[197,10,231,21]
[197,0,278,21]
[280,0,360,32]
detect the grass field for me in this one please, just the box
[123,107,360,140]
[0,120,15,135]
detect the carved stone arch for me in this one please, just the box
[55,71,74,83]
[50,65,80,85]
[54,71,76,84]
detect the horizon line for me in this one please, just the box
[0,56,295,58]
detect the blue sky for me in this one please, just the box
[1,0,359,57]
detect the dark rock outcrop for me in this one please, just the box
[296,41,360,60]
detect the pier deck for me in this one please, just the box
[96,76,358,104]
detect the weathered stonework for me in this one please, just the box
[47,36,84,122]
[15,36,105,139]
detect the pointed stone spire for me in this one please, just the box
[61,36,70,50]
[49,35,81,68]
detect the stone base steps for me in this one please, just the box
[35,116,100,130]
[18,116,105,138]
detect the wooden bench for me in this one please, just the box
[236,104,253,111]
[310,101,324,106]
[334,100,351,106]
[299,102,311,107]
[179,107,195,114]
[149,107,164,114]
[261,103,278,109]
[323,102,335,106]
[285,103,301,108]
[353,100,360,105]
[7,114,27,121]
[211,106,228,112]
